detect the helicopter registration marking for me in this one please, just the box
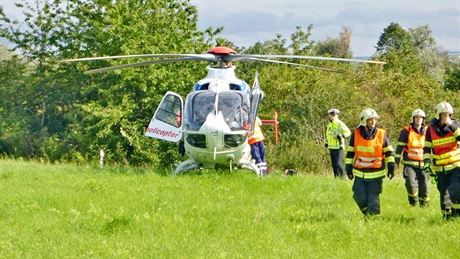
[146,127,179,138]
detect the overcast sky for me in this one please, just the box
[1,0,459,56]
[190,0,460,56]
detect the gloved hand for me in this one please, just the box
[346,164,353,180]
[324,143,328,148]
[387,163,395,179]
[423,160,435,176]
[336,134,343,141]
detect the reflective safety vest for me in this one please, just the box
[430,126,460,168]
[326,119,351,149]
[248,118,264,145]
[353,128,386,178]
[403,126,426,167]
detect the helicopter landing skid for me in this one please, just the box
[239,161,261,176]
[173,159,200,175]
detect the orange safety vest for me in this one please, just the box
[353,128,385,169]
[430,126,460,166]
[403,126,426,161]
[248,118,264,145]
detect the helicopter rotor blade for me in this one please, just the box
[229,54,386,65]
[62,53,217,63]
[84,57,201,74]
[243,58,347,73]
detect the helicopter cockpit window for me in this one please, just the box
[186,91,216,131]
[154,94,182,128]
[218,91,249,131]
[194,83,209,91]
[229,83,242,91]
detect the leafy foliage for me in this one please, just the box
[314,26,353,58]
[0,2,459,172]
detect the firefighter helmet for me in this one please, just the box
[359,108,380,126]
[412,108,426,118]
[327,108,340,115]
[436,101,454,117]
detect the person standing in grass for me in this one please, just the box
[325,108,351,178]
[423,101,460,220]
[249,117,267,176]
[395,109,430,207]
[345,108,395,216]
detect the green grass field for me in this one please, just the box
[0,159,459,258]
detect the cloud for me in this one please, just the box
[192,0,460,55]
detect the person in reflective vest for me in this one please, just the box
[325,108,351,178]
[423,101,460,220]
[345,108,395,216]
[249,117,267,176]
[395,109,429,207]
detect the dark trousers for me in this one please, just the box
[436,168,460,217]
[250,141,265,164]
[403,165,430,206]
[352,177,383,215]
[329,148,344,177]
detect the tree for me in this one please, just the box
[244,34,288,55]
[376,22,415,55]
[0,0,209,164]
[314,26,352,58]
[409,25,448,83]
[374,22,422,74]
[289,25,314,55]
[445,64,460,91]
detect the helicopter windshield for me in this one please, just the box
[218,91,249,131]
[185,91,216,131]
[185,91,249,131]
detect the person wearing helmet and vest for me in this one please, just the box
[423,101,460,219]
[395,109,429,207]
[249,117,267,176]
[325,108,351,178]
[345,108,395,216]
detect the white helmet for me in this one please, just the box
[359,108,380,126]
[412,108,426,118]
[436,101,454,117]
[327,108,340,115]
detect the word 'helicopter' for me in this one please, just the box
[64,46,385,175]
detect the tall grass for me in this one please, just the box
[0,159,458,258]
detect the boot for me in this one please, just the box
[408,196,418,207]
[419,197,430,207]
[452,208,460,218]
[442,209,452,220]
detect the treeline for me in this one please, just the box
[0,0,459,172]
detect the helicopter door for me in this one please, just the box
[145,91,183,142]
[248,72,264,131]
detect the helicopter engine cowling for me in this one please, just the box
[184,111,249,168]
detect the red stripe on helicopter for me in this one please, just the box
[146,127,179,138]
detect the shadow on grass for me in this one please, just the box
[0,171,15,180]
[286,211,338,223]
[102,216,132,235]
[363,214,416,224]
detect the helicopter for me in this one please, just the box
[63,46,385,175]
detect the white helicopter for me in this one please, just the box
[64,46,385,175]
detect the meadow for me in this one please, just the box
[0,159,459,258]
